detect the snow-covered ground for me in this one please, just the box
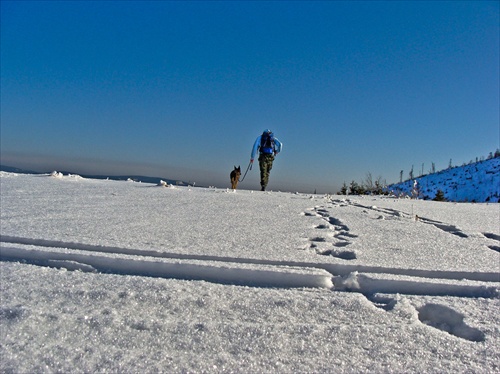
[387,157,500,203]
[1,171,499,373]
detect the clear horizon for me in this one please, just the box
[1,1,499,193]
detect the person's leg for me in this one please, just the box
[259,154,274,190]
[258,155,266,190]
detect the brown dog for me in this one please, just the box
[230,166,241,189]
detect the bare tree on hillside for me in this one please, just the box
[364,172,373,193]
[374,176,385,195]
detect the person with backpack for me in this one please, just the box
[250,129,282,191]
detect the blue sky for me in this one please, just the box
[1,1,498,192]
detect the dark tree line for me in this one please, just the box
[339,173,386,195]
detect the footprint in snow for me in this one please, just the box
[317,248,357,260]
[417,303,485,342]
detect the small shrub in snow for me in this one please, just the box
[433,190,446,202]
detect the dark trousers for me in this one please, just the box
[258,153,274,189]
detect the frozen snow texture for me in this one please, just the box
[1,172,499,373]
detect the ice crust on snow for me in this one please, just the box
[0,172,499,373]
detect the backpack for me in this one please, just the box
[260,131,275,154]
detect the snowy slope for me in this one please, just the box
[387,157,500,202]
[1,172,499,373]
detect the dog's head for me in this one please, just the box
[234,166,241,175]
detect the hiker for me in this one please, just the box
[250,129,282,191]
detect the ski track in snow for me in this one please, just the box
[2,233,497,342]
[341,199,500,253]
[1,178,499,344]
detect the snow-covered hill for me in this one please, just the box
[387,157,500,202]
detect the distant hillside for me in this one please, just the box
[0,165,40,174]
[387,157,500,203]
[0,165,190,187]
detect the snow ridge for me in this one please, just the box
[1,235,497,298]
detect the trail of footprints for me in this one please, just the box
[2,199,498,343]
[350,201,500,253]
[303,205,358,260]
[301,200,497,342]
